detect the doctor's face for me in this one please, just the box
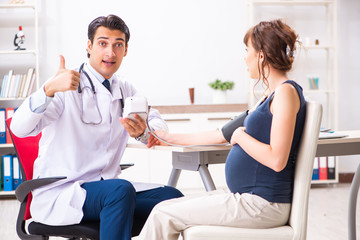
[87,26,128,79]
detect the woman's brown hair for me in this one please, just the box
[244,19,298,94]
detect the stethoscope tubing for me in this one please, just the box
[78,63,96,94]
[77,63,124,120]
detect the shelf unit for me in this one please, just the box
[0,190,16,199]
[0,2,39,92]
[246,0,338,184]
[0,2,39,196]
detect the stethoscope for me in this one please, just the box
[78,63,124,125]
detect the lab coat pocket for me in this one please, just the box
[31,181,86,226]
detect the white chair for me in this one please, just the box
[182,100,322,240]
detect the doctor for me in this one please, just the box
[10,14,183,240]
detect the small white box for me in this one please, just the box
[123,96,148,122]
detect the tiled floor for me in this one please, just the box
[306,183,359,240]
[0,183,359,239]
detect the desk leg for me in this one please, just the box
[199,165,216,192]
[349,163,360,240]
[168,168,181,188]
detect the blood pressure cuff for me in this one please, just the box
[221,110,248,143]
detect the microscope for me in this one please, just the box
[14,26,26,50]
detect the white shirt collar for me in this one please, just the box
[85,62,113,86]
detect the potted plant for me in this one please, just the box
[208,79,234,104]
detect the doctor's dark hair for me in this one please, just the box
[244,19,298,93]
[87,14,130,58]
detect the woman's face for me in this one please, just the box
[244,39,261,79]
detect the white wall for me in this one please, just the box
[36,0,247,105]
[5,0,360,173]
[337,0,360,172]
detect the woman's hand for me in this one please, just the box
[147,130,170,148]
[230,127,246,146]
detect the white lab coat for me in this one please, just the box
[10,64,168,226]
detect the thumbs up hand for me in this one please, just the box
[44,55,81,97]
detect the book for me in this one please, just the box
[4,70,14,98]
[8,74,21,98]
[0,74,4,97]
[0,74,8,98]
[22,68,34,98]
[18,74,26,98]
[16,74,26,98]
[26,71,36,97]
[12,74,22,98]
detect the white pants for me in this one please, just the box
[134,189,291,240]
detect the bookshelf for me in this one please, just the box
[0,190,16,199]
[0,2,39,99]
[0,1,39,196]
[246,0,338,184]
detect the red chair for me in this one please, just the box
[6,117,100,240]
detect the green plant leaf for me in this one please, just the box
[208,79,234,91]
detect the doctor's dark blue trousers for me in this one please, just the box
[81,179,183,240]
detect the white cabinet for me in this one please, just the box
[163,112,238,133]
[247,0,338,184]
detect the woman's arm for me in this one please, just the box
[231,83,300,172]
[147,129,227,147]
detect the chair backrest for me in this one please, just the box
[288,100,322,240]
[6,117,41,220]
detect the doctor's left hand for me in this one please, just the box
[119,114,147,138]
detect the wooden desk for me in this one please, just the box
[127,130,360,240]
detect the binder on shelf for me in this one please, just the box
[19,167,22,186]
[3,155,13,191]
[13,155,21,189]
[327,156,336,180]
[0,108,6,143]
[312,158,319,180]
[0,156,2,191]
[319,156,328,180]
[5,108,15,144]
